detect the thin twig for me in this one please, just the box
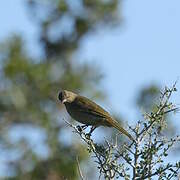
[76,156,85,180]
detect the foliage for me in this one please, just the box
[136,84,160,112]
[67,83,180,179]
[0,0,121,179]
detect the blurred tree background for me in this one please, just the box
[0,0,122,179]
[0,0,179,179]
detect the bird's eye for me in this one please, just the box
[58,92,63,101]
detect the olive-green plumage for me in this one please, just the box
[58,90,134,141]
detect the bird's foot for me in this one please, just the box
[85,133,91,139]
[81,125,89,130]
[76,125,88,132]
[85,126,97,138]
[76,125,83,132]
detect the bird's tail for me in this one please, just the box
[109,118,135,142]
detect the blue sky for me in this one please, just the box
[0,0,180,126]
[79,0,180,126]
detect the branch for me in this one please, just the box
[76,156,85,180]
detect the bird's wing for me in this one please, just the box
[74,96,134,141]
[74,96,111,119]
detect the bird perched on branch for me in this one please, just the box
[58,90,134,141]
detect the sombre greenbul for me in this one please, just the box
[58,90,134,141]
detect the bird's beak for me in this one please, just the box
[62,99,67,104]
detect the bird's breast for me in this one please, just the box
[64,102,110,126]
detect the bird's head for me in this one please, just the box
[58,90,77,104]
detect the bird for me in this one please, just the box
[58,90,134,141]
